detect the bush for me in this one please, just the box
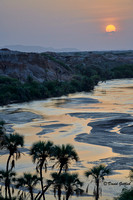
[114,188,133,200]
[112,65,133,79]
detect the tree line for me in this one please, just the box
[0,64,133,106]
[0,121,133,200]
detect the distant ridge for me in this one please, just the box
[1,45,79,53]
[0,48,133,83]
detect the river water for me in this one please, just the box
[0,79,133,199]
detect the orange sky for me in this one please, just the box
[0,0,133,50]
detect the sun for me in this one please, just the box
[106,24,116,33]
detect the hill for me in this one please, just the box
[0,49,133,82]
[0,49,133,105]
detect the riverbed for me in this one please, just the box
[0,79,133,199]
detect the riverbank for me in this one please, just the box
[0,78,133,199]
[0,49,133,106]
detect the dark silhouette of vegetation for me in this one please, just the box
[0,170,16,199]
[111,64,133,79]
[16,173,40,200]
[62,173,83,200]
[0,120,5,126]
[1,133,24,199]
[0,63,133,106]
[49,172,64,200]
[30,141,54,200]
[114,169,133,200]
[85,164,111,200]
[1,133,24,172]
[49,172,83,200]
[52,144,79,175]
[1,122,132,200]
[114,188,133,200]
[36,144,79,200]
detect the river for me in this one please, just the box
[0,79,133,199]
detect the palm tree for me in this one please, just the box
[1,133,24,172]
[36,144,79,200]
[0,170,16,199]
[30,140,54,200]
[85,164,111,200]
[49,172,64,200]
[16,173,40,200]
[1,133,24,198]
[49,172,83,200]
[63,173,83,200]
[53,144,79,175]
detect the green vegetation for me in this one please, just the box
[0,64,133,106]
[114,188,133,200]
[75,63,133,80]
[41,53,70,70]
[0,122,112,200]
[52,144,79,175]
[49,172,83,200]
[0,122,133,200]
[0,75,96,106]
[114,168,133,200]
[111,64,133,79]
[16,173,40,200]
[85,164,111,200]
[0,170,16,200]
[1,133,24,199]
[30,141,54,200]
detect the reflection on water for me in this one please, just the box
[0,79,133,199]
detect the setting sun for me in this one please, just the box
[106,24,116,33]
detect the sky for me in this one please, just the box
[0,0,133,51]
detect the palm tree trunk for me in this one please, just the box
[95,179,99,200]
[58,187,61,200]
[5,177,8,199]
[66,192,70,200]
[58,165,63,175]
[6,154,11,172]
[7,184,12,200]
[30,187,34,200]
[6,154,12,199]
[40,165,45,200]
[35,182,53,200]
